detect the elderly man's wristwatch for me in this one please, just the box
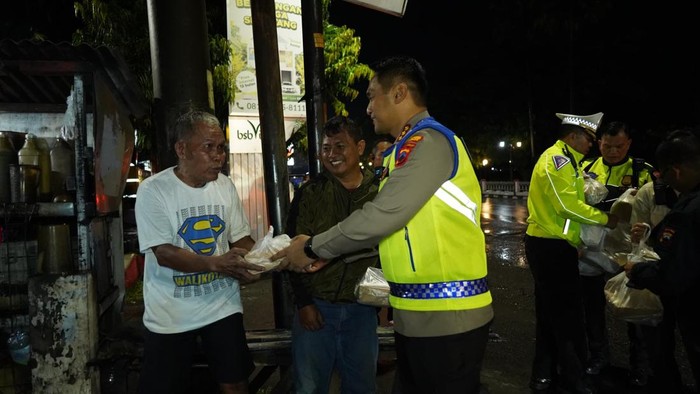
[303,237,319,259]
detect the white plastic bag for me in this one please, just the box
[580,224,608,249]
[579,249,622,275]
[610,188,636,223]
[628,223,659,263]
[604,271,663,326]
[244,226,291,273]
[583,175,609,205]
[354,266,390,307]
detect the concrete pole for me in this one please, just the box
[301,0,326,177]
[250,0,294,329]
[146,0,213,172]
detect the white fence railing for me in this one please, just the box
[481,180,529,198]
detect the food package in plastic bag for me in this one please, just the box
[580,224,608,249]
[579,248,622,275]
[604,271,663,326]
[627,223,659,263]
[583,175,609,205]
[245,226,291,273]
[610,188,636,223]
[354,266,390,307]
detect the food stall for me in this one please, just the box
[0,39,148,392]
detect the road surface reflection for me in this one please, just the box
[481,197,529,268]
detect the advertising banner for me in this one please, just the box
[226,0,306,118]
[228,117,300,153]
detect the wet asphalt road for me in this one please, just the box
[239,196,695,393]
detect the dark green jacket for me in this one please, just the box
[286,168,379,308]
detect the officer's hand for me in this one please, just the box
[270,235,316,272]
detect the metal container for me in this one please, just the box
[37,224,73,274]
[9,164,40,203]
[50,137,75,196]
[0,132,15,203]
[36,137,52,202]
[17,134,40,167]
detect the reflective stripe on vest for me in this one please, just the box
[389,277,488,299]
[435,180,478,226]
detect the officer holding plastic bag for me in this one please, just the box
[525,112,618,393]
[579,121,657,386]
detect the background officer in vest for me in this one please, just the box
[578,121,656,387]
[273,55,494,394]
[525,112,619,394]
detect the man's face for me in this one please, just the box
[598,132,631,164]
[371,141,393,167]
[321,130,364,180]
[366,77,395,136]
[659,165,683,192]
[176,122,227,186]
[569,130,595,155]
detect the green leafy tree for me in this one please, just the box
[71,0,370,157]
[288,0,372,155]
[73,0,154,151]
[73,0,239,153]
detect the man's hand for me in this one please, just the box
[630,222,651,243]
[213,247,264,282]
[298,304,324,331]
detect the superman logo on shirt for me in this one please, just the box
[178,215,226,256]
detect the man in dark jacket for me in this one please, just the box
[625,129,700,391]
[286,115,380,393]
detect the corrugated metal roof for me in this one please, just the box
[0,39,148,118]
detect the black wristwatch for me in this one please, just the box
[303,237,319,259]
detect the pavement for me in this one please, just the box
[237,270,694,394]
[112,199,695,393]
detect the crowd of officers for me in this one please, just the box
[526,112,700,393]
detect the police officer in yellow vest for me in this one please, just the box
[578,121,657,387]
[526,112,620,394]
[273,56,493,394]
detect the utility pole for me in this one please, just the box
[146,0,212,172]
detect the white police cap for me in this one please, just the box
[556,112,604,139]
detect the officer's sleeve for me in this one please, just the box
[543,152,608,225]
[313,129,453,259]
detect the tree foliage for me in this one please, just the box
[71,0,370,158]
[73,0,154,150]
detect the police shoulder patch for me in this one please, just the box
[395,135,424,168]
[552,155,570,170]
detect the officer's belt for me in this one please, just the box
[389,277,488,299]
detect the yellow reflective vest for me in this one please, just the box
[581,156,655,211]
[379,118,492,312]
[526,140,608,247]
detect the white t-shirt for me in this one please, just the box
[135,167,251,333]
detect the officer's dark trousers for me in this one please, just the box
[580,273,609,363]
[525,235,589,392]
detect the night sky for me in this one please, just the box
[3,0,698,171]
[328,0,700,167]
